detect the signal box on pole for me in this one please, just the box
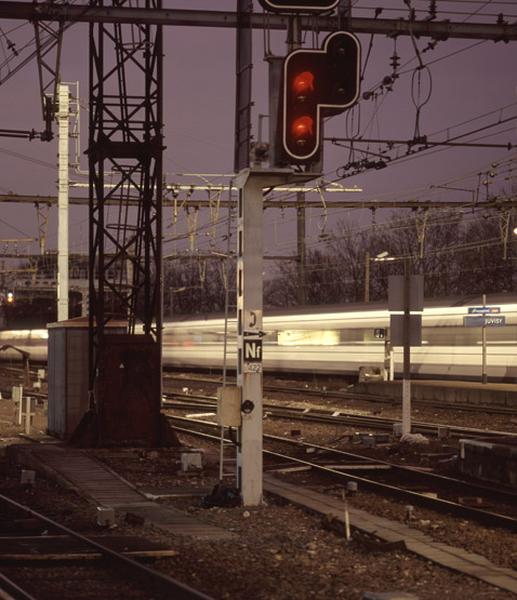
[281,31,360,165]
[259,0,339,12]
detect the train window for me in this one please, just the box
[339,329,369,343]
[278,330,339,346]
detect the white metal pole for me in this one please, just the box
[402,259,411,435]
[364,252,370,302]
[57,85,70,321]
[24,396,31,435]
[14,385,23,425]
[482,293,487,384]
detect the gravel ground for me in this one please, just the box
[92,435,517,600]
[0,368,516,599]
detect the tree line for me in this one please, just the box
[165,209,517,316]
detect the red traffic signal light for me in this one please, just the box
[259,0,339,13]
[282,31,360,163]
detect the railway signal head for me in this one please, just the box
[6,292,14,304]
[259,0,339,13]
[282,31,360,164]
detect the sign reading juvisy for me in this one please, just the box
[283,31,360,163]
[464,315,506,327]
[259,0,339,13]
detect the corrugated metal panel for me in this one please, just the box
[66,328,89,434]
[48,322,126,440]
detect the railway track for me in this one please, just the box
[167,415,517,532]
[162,392,515,440]
[164,374,517,416]
[0,571,36,600]
[0,493,212,600]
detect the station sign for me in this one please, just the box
[468,306,500,315]
[463,315,506,327]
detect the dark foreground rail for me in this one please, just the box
[0,570,37,600]
[0,493,213,600]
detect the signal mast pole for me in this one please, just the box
[236,168,293,506]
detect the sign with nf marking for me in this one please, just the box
[468,306,501,314]
[244,339,262,362]
[464,315,506,327]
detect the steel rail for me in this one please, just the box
[168,413,517,504]
[0,571,37,600]
[168,416,517,531]
[162,393,515,439]
[262,431,517,506]
[0,493,213,600]
[163,375,517,417]
[262,383,517,417]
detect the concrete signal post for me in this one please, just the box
[235,168,303,506]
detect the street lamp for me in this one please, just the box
[364,251,396,302]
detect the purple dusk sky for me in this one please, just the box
[0,1,515,275]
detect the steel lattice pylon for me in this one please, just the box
[86,0,163,446]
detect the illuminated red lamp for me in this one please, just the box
[292,71,315,98]
[291,116,314,146]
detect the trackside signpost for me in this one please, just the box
[388,271,423,436]
[237,0,361,507]
[463,297,505,383]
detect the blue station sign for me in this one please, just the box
[464,315,506,327]
[468,306,501,314]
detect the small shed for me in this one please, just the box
[47,317,126,439]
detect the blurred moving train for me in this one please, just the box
[1,293,516,382]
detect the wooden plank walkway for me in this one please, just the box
[35,447,144,505]
[13,445,231,540]
[264,474,517,595]
[0,534,179,560]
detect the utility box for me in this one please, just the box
[217,386,242,428]
[47,317,126,440]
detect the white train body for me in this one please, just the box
[166,295,517,382]
[1,295,516,382]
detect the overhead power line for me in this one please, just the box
[0,4,515,41]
